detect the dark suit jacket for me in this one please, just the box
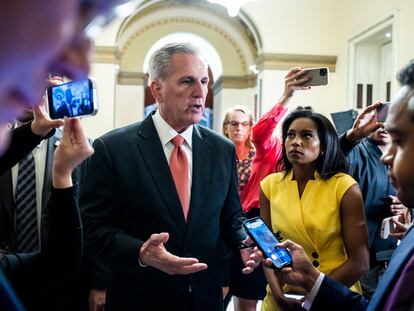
[311,226,414,311]
[0,128,85,251]
[1,186,82,311]
[81,115,246,311]
[0,126,90,311]
[0,123,55,176]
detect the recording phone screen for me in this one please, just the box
[243,217,292,269]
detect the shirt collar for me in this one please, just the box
[152,110,193,148]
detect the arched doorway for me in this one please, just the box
[113,0,262,130]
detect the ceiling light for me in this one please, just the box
[207,0,258,17]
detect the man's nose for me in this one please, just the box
[192,80,207,97]
[380,144,394,166]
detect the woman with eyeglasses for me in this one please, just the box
[222,68,311,311]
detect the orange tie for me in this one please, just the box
[170,135,189,221]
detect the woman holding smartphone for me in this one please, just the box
[222,68,310,311]
[259,109,369,311]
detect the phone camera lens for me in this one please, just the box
[319,68,327,76]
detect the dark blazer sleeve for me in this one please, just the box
[311,276,369,311]
[338,132,359,156]
[0,122,55,175]
[81,138,144,274]
[0,186,83,297]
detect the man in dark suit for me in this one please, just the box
[1,118,94,311]
[264,60,414,311]
[0,105,77,252]
[81,42,259,311]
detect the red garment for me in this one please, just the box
[239,104,287,212]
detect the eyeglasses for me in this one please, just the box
[226,120,251,127]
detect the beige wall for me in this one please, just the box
[81,63,117,139]
[88,0,414,138]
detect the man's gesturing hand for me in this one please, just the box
[139,232,208,275]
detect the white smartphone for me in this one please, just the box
[380,215,399,239]
[284,292,305,301]
[47,78,98,119]
[301,67,329,87]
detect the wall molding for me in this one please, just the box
[93,46,119,64]
[257,53,337,72]
[120,16,249,73]
[213,75,257,93]
[117,71,147,85]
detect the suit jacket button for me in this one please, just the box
[312,252,319,259]
[312,260,320,268]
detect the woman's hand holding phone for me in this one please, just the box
[52,118,94,188]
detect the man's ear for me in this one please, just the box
[150,80,163,103]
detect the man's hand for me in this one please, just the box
[389,195,409,215]
[88,289,106,311]
[345,101,382,144]
[31,77,64,137]
[389,209,412,240]
[139,232,208,275]
[52,118,94,188]
[278,67,311,105]
[263,240,320,292]
[239,236,262,274]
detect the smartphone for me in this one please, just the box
[376,102,390,122]
[301,67,329,87]
[243,217,292,269]
[380,215,399,239]
[47,78,98,119]
[284,292,305,301]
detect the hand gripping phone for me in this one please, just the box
[376,102,390,123]
[243,217,292,269]
[47,78,98,119]
[380,215,400,239]
[301,67,329,87]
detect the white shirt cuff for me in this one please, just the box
[301,273,325,310]
[138,257,148,268]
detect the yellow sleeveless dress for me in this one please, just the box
[260,171,362,311]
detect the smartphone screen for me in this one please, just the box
[243,217,292,269]
[47,78,97,119]
[376,102,390,122]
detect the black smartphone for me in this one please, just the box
[376,102,390,122]
[47,78,98,119]
[243,217,292,269]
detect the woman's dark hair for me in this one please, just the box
[281,109,348,179]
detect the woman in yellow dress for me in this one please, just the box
[259,109,369,310]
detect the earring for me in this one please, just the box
[321,151,325,156]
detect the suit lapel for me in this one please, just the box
[187,125,211,221]
[0,171,14,221]
[136,115,186,235]
[368,226,414,310]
